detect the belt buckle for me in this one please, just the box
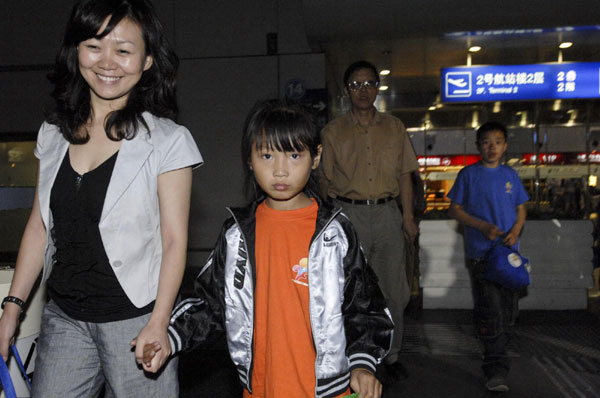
[366,199,373,205]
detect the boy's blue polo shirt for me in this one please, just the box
[447,162,529,259]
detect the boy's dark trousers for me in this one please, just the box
[467,258,519,379]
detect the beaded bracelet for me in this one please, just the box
[1,296,25,312]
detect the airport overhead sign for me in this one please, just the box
[445,25,600,38]
[441,62,600,103]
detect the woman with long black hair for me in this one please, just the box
[0,1,202,396]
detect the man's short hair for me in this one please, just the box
[477,121,508,142]
[343,60,380,86]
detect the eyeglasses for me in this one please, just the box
[347,80,380,91]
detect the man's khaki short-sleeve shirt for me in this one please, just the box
[320,111,418,200]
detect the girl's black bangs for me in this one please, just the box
[254,128,309,153]
[252,113,312,153]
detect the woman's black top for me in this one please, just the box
[48,150,154,322]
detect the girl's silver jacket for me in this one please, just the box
[168,197,393,398]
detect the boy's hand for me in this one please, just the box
[350,368,382,398]
[503,230,518,246]
[479,221,503,241]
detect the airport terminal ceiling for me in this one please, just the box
[301,0,600,126]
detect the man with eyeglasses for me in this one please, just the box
[319,60,419,383]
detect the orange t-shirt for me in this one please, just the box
[244,200,352,398]
[245,200,317,398]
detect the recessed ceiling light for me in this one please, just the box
[380,69,391,76]
[428,105,436,111]
[559,41,573,49]
[552,99,562,111]
[379,85,389,91]
[468,45,482,52]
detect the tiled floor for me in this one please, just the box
[178,302,600,398]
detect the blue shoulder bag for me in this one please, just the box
[482,239,530,290]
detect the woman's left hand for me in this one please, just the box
[130,167,193,373]
[130,319,171,373]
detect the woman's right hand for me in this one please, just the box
[0,304,22,361]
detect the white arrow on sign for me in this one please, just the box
[312,101,326,112]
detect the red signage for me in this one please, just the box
[417,155,480,167]
[522,153,564,164]
[419,152,600,166]
[523,152,600,164]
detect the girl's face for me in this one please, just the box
[477,130,507,168]
[250,141,322,211]
[78,17,153,110]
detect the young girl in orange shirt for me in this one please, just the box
[136,100,393,398]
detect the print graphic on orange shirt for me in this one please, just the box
[292,258,309,286]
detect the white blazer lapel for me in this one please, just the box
[101,132,153,221]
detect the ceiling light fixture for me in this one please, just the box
[468,45,482,52]
[492,101,501,113]
[552,99,562,111]
[567,109,578,125]
[380,69,391,76]
[471,110,479,128]
[559,41,573,49]
[379,85,389,91]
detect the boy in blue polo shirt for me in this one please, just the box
[447,121,528,392]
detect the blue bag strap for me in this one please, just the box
[0,356,17,398]
[10,345,32,390]
[491,237,503,248]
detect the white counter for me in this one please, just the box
[419,220,593,309]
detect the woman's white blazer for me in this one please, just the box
[34,113,202,307]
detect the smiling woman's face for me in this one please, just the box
[77,17,153,110]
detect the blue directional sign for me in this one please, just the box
[445,25,600,39]
[441,62,600,103]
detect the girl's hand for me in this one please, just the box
[130,319,171,373]
[350,368,382,398]
[130,340,161,369]
[0,305,21,361]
